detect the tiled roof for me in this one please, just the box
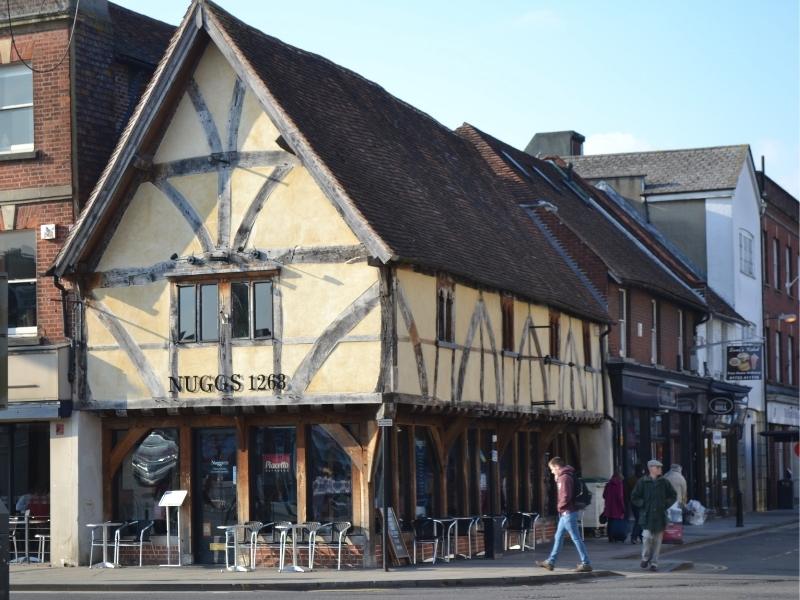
[698,285,748,324]
[457,124,706,310]
[566,145,751,196]
[72,3,175,207]
[55,1,608,323]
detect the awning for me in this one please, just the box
[760,430,800,442]
[0,401,72,422]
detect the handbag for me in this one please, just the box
[599,512,607,524]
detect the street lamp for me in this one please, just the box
[765,313,798,324]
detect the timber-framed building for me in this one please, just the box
[50,0,612,566]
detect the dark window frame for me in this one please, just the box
[231,280,274,340]
[436,276,455,344]
[501,294,514,352]
[549,309,560,359]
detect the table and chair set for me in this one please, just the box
[8,510,50,564]
[407,511,540,565]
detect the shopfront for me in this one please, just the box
[763,394,800,509]
[609,361,749,514]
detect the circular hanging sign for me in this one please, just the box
[708,397,735,415]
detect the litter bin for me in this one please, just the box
[777,478,793,509]
[482,516,504,559]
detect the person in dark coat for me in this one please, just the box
[626,463,644,543]
[631,459,678,571]
[603,468,626,542]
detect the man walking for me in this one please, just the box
[536,457,592,572]
[664,464,687,506]
[631,459,677,571]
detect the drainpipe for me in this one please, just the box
[599,324,617,467]
[52,275,75,418]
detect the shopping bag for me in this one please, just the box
[662,522,683,544]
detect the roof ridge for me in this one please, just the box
[567,143,749,160]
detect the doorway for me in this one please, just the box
[193,428,237,564]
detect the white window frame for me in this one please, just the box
[618,289,627,358]
[775,331,782,383]
[739,230,754,277]
[650,299,658,364]
[0,63,34,155]
[2,229,37,337]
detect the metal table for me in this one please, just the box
[448,516,479,559]
[218,524,251,572]
[433,518,456,561]
[275,523,311,573]
[86,522,123,568]
[9,513,48,564]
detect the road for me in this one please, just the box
[12,523,798,600]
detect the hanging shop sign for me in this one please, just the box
[725,344,762,381]
[708,397,735,415]
[167,373,288,393]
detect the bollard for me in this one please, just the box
[736,491,744,527]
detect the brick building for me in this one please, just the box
[0,0,172,564]
[758,172,799,509]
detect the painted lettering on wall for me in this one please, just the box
[168,373,288,393]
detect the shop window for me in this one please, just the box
[251,427,296,523]
[232,281,274,339]
[0,64,34,154]
[500,445,512,513]
[516,432,526,511]
[527,432,541,513]
[739,230,754,277]
[309,426,352,522]
[501,294,514,352]
[549,310,560,359]
[479,431,492,514]
[436,277,454,343]
[617,289,627,357]
[467,429,478,515]
[0,230,36,335]
[397,426,411,521]
[414,427,440,518]
[446,434,465,516]
[114,429,179,532]
[649,413,665,463]
[0,424,49,516]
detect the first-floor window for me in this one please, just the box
[739,230,754,277]
[232,281,274,339]
[0,63,34,154]
[177,283,218,342]
[0,230,36,335]
[618,289,627,357]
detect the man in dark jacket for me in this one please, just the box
[631,459,677,571]
[536,457,591,572]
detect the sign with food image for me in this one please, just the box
[726,344,762,380]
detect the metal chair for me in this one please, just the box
[504,512,539,551]
[9,521,18,562]
[452,517,479,559]
[113,520,155,567]
[223,524,253,570]
[34,534,50,563]
[309,521,351,571]
[411,518,442,565]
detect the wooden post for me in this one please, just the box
[363,421,378,567]
[296,425,308,523]
[235,416,250,524]
[179,425,192,562]
[391,426,400,519]
[460,433,469,516]
[511,432,520,512]
[102,426,113,521]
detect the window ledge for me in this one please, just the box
[436,340,457,350]
[0,150,37,163]
[502,350,520,358]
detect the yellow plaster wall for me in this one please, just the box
[87,350,150,401]
[232,345,275,382]
[238,88,282,153]
[454,285,479,343]
[396,342,420,396]
[280,263,378,339]
[249,167,361,248]
[153,93,211,163]
[85,306,116,348]
[175,346,219,398]
[192,44,237,147]
[96,182,204,271]
[229,166,273,247]
[306,341,380,393]
[92,283,170,347]
[396,269,436,339]
[169,173,219,245]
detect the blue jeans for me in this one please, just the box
[547,512,590,566]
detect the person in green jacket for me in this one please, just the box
[630,459,677,571]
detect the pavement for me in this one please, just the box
[9,510,798,592]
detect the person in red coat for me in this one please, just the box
[603,469,626,542]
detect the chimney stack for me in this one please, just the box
[524,131,585,157]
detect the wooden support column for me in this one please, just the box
[235,416,250,524]
[102,426,113,521]
[179,425,193,561]
[460,433,470,516]
[429,427,447,516]
[363,421,378,567]
[511,432,520,511]
[391,426,400,518]
[296,425,308,523]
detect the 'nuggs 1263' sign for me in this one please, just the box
[168,374,288,393]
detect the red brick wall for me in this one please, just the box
[762,208,799,386]
[1,26,74,344]
[0,27,73,193]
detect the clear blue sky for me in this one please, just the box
[117,0,800,197]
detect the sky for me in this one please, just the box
[116,0,800,197]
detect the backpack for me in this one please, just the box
[571,473,592,510]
